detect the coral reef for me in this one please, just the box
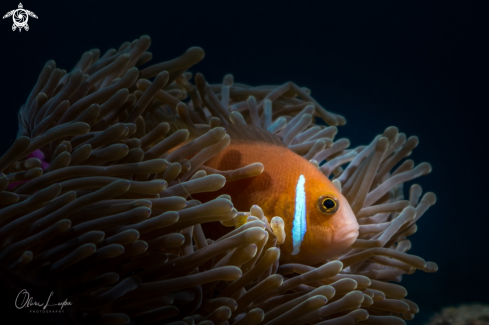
[0,35,437,324]
[427,304,489,325]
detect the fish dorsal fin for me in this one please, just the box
[224,124,285,147]
[144,105,284,147]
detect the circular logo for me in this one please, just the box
[13,9,27,27]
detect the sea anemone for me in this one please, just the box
[0,35,438,324]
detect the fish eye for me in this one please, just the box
[317,195,339,214]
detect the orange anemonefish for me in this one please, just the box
[195,124,359,265]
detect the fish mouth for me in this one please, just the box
[333,226,359,246]
[340,229,359,244]
[322,227,359,260]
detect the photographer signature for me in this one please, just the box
[15,289,72,310]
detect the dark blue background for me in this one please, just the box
[1,0,487,324]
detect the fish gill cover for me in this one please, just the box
[0,35,438,324]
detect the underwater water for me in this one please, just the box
[0,1,487,324]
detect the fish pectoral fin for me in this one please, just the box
[272,194,291,222]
